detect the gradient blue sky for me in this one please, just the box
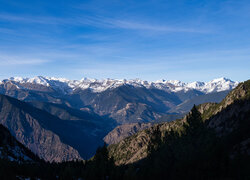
[0,0,249,82]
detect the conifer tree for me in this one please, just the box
[184,104,203,136]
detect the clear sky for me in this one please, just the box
[0,0,249,82]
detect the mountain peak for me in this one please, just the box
[1,76,239,94]
[212,77,231,82]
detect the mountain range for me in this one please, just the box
[0,76,238,122]
[2,76,238,94]
[0,76,239,162]
[0,78,248,179]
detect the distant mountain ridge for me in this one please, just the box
[1,76,238,94]
[0,76,238,125]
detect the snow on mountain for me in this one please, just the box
[183,77,238,93]
[0,76,239,94]
[27,76,50,86]
[166,80,185,87]
[186,81,205,89]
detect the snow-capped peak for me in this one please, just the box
[202,77,238,93]
[211,77,231,83]
[0,76,239,94]
[186,81,205,89]
[9,77,27,83]
[26,76,50,87]
[165,80,185,87]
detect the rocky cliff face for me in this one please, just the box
[0,94,82,162]
[0,124,40,162]
[104,123,153,145]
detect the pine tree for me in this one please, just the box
[85,143,115,180]
[184,104,204,136]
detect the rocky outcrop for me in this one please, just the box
[104,123,153,145]
[108,119,184,165]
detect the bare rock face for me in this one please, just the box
[197,102,217,114]
[108,129,152,165]
[110,102,162,124]
[0,94,82,162]
[104,123,153,145]
[0,124,40,162]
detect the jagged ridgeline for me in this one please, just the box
[107,80,250,179]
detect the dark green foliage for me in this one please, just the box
[0,145,115,180]
[85,143,116,180]
[122,105,250,180]
[0,159,87,180]
[185,105,204,135]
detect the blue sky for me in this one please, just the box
[0,0,249,82]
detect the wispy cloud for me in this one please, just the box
[0,54,50,66]
[94,18,211,33]
[73,15,212,33]
[0,13,211,34]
